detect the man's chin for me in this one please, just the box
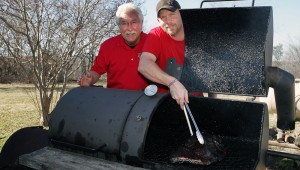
[165,29,175,36]
[167,31,175,36]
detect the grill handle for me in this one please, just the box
[200,0,255,8]
[50,139,106,153]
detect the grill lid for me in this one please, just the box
[180,7,273,96]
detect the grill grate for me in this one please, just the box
[144,128,259,169]
[143,99,261,169]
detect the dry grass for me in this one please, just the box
[0,83,80,151]
[0,83,40,150]
[0,80,107,152]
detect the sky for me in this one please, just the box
[141,0,300,51]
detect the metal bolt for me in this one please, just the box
[136,115,142,121]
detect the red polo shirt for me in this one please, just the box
[142,27,185,92]
[142,27,203,96]
[91,32,149,90]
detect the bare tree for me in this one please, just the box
[272,39,300,79]
[272,43,283,68]
[273,43,283,61]
[0,0,143,126]
[285,39,300,78]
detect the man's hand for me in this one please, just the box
[169,80,189,110]
[138,52,189,109]
[77,73,92,87]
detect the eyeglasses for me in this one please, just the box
[120,20,140,28]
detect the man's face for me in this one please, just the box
[157,9,183,37]
[119,12,142,46]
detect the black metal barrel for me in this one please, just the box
[48,87,268,170]
[49,87,168,158]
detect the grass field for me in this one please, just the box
[0,83,82,151]
[0,83,41,151]
[0,79,108,152]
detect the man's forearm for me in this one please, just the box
[89,71,101,85]
[138,57,174,87]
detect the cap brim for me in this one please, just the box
[157,7,177,17]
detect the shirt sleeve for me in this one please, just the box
[91,43,108,75]
[142,28,162,60]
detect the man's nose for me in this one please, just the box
[165,16,173,24]
[126,23,134,30]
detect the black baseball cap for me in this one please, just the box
[156,0,181,17]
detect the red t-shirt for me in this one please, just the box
[91,32,149,90]
[142,27,185,92]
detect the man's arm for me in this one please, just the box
[138,52,173,85]
[138,52,188,110]
[77,71,101,87]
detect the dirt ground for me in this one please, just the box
[266,113,300,170]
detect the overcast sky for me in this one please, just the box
[142,0,300,51]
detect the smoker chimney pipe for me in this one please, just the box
[267,66,295,130]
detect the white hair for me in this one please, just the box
[115,3,143,25]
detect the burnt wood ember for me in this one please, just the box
[170,134,226,165]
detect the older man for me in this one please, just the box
[78,3,149,90]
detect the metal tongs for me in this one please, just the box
[183,102,205,145]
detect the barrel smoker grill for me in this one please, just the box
[49,6,295,170]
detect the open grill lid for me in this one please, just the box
[180,7,273,96]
